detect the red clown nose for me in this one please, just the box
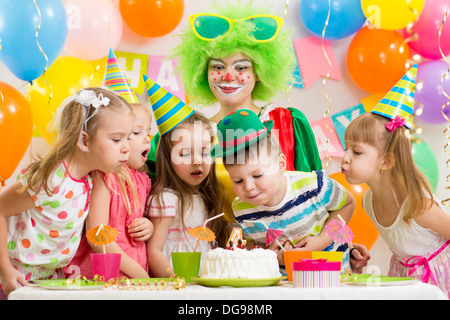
[224,73,234,82]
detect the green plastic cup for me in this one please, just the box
[171,252,201,283]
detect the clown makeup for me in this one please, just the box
[208,53,257,105]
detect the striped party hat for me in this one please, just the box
[371,64,417,130]
[103,48,139,104]
[143,74,194,135]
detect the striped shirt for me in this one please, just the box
[232,170,348,246]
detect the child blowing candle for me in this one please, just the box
[66,103,154,279]
[211,109,355,272]
[342,64,450,298]
[144,76,224,278]
[0,88,133,298]
[66,52,154,280]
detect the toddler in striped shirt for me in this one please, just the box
[211,109,356,271]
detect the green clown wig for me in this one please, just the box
[171,0,297,106]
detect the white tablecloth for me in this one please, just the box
[8,280,448,300]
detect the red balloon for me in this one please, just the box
[119,0,184,38]
[330,172,379,250]
[347,26,412,94]
[0,82,33,180]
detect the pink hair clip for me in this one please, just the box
[385,116,405,132]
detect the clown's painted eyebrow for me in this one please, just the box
[209,59,253,67]
[232,60,253,68]
[209,59,226,67]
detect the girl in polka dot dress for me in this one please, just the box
[0,88,134,298]
[66,103,154,279]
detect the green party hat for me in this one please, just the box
[143,74,194,135]
[211,109,274,158]
[371,64,418,130]
[103,48,139,104]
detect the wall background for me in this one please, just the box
[1,0,449,275]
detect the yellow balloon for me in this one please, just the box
[27,56,102,144]
[361,0,425,30]
[86,57,107,88]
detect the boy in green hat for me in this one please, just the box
[211,109,356,272]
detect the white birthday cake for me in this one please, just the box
[200,248,281,279]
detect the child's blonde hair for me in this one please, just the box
[105,103,152,215]
[23,87,132,197]
[345,112,434,222]
[147,112,224,238]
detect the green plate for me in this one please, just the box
[340,274,418,286]
[192,277,286,288]
[31,279,105,290]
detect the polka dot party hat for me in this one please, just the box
[371,64,417,130]
[103,48,139,104]
[211,109,274,158]
[143,74,194,136]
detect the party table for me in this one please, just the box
[8,280,448,300]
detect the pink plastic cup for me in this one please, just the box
[90,253,121,281]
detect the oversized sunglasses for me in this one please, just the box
[189,13,284,43]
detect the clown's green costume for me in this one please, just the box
[147,1,321,223]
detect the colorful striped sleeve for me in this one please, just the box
[318,171,348,211]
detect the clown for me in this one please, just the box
[147,1,321,223]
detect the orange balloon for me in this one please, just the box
[347,26,411,94]
[0,82,33,180]
[329,172,379,250]
[119,0,184,38]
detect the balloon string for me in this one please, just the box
[32,0,53,110]
[320,0,333,168]
[438,0,450,208]
[402,1,424,121]
[400,3,420,61]
[283,0,290,20]
[89,62,103,84]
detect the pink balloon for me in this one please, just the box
[63,0,123,61]
[409,0,450,60]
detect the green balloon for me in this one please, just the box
[412,136,439,192]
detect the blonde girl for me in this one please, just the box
[0,88,133,297]
[66,103,154,279]
[342,112,450,297]
[146,112,224,277]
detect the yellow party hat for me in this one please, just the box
[371,64,417,130]
[143,74,194,135]
[103,48,139,104]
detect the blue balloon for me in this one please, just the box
[299,0,365,40]
[0,0,67,82]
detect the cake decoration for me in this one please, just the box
[188,213,225,252]
[227,227,247,248]
[87,224,119,254]
[200,247,282,279]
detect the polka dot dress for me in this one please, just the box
[7,162,92,280]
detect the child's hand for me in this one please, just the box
[0,264,29,297]
[349,243,370,273]
[293,236,331,251]
[269,240,293,265]
[128,218,154,242]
